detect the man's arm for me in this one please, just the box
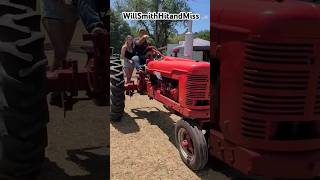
[135,35,149,45]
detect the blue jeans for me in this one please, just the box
[73,0,103,32]
[41,0,103,32]
[41,0,79,22]
[132,56,142,70]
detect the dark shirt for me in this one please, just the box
[124,49,135,60]
[134,37,148,56]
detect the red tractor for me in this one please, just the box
[112,0,320,179]
[212,0,320,178]
[112,47,211,169]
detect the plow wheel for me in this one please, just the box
[175,119,208,171]
[0,1,48,179]
[110,57,125,121]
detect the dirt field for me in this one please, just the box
[39,49,109,179]
[40,95,109,180]
[38,21,109,179]
[110,94,252,180]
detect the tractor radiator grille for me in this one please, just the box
[243,67,309,90]
[244,41,312,90]
[241,40,314,139]
[315,75,320,115]
[242,92,306,115]
[241,117,267,139]
[245,41,314,65]
[243,41,310,115]
[186,75,208,105]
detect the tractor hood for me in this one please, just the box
[147,56,210,77]
[213,0,320,40]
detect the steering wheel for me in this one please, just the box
[145,46,164,61]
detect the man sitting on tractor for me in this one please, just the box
[132,29,151,71]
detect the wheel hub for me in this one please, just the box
[178,128,194,159]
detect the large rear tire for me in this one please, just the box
[110,57,125,121]
[0,1,48,179]
[175,119,208,171]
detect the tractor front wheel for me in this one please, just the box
[175,119,208,171]
[110,58,125,121]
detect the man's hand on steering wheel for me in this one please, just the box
[145,46,164,60]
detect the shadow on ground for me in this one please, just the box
[131,107,176,144]
[40,147,109,180]
[111,112,140,134]
[124,106,257,180]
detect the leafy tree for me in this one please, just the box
[168,33,184,44]
[194,30,210,41]
[114,0,190,47]
[110,9,131,54]
[168,29,210,44]
[130,26,139,37]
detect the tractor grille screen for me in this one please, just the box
[244,41,312,90]
[242,40,315,139]
[241,117,267,139]
[245,41,314,65]
[186,75,208,106]
[242,92,306,116]
[243,67,310,90]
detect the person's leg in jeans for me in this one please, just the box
[139,55,147,69]
[42,18,78,106]
[127,62,134,82]
[42,18,77,71]
[72,0,105,32]
[41,1,78,106]
[41,0,78,71]
[131,56,141,71]
[124,59,134,84]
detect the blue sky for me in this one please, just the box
[110,0,210,33]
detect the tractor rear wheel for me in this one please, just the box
[0,1,48,179]
[175,119,208,171]
[110,57,125,121]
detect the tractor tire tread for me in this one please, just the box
[110,57,125,121]
[175,119,208,171]
[0,1,48,179]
